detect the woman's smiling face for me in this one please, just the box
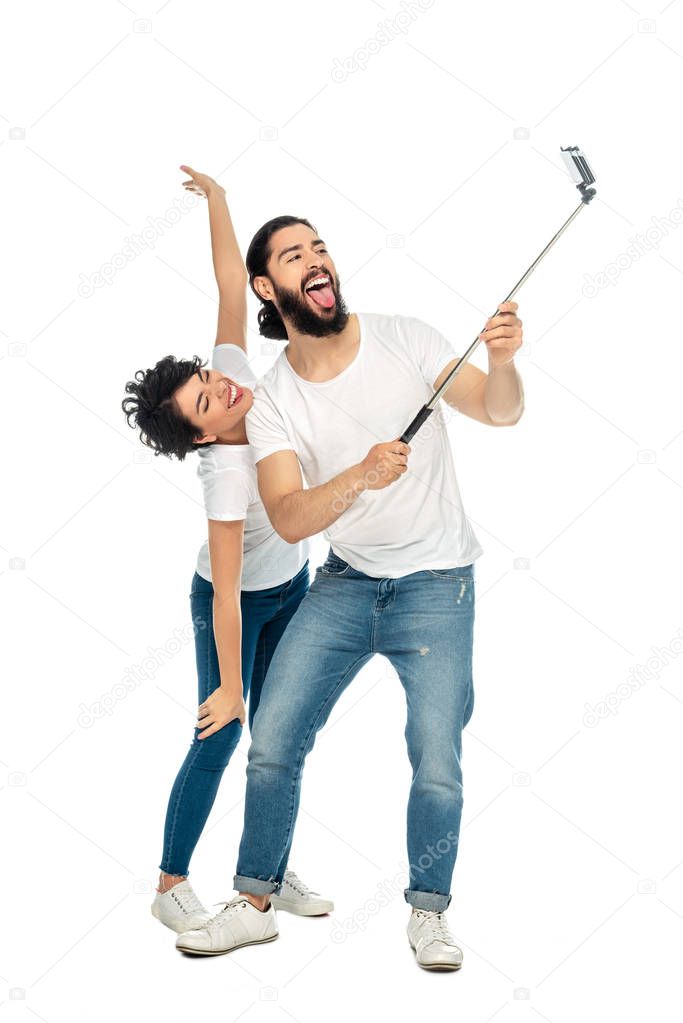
[174,364,254,444]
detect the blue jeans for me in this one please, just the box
[159,560,310,877]
[234,547,476,912]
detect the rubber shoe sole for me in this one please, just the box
[269,896,332,916]
[409,941,463,971]
[176,932,279,956]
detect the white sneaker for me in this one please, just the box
[151,879,212,934]
[407,908,464,971]
[270,869,334,917]
[176,896,278,956]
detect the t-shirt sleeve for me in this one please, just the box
[396,315,459,389]
[245,385,295,464]
[211,344,258,389]
[200,466,252,522]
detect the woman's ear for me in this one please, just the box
[194,433,217,446]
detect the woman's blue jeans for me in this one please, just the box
[234,548,476,913]
[159,560,310,877]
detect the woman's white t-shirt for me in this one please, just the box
[244,312,484,579]
[195,344,309,590]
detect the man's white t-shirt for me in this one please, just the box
[195,344,309,590]
[244,312,484,579]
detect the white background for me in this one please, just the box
[2,0,683,1019]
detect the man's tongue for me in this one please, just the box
[307,284,335,309]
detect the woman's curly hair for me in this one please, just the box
[122,354,207,461]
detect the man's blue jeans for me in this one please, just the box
[159,561,310,877]
[234,547,476,912]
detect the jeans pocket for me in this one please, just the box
[426,564,474,580]
[190,571,214,598]
[320,553,351,577]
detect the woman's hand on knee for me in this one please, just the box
[197,685,246,739]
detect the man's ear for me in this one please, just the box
[194,434,217,446]
[253,274,274,303]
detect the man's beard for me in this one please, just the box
[273,274,350,338]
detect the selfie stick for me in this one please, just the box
[399,145,597,443]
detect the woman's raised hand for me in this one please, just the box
[180,165,225,200]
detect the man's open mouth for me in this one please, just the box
[225,382,244,411]
[303,273,336,310]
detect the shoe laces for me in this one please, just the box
[284,869,319,897]
[169,883,205,917]
[207,896,250,928]
[414,910,456,945]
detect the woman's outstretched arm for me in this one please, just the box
[180,165,248,351]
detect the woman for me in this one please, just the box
[122,167,333,934]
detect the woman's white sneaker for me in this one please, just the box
[407,908,464,971]
[270,869,334,916]
[151,879,212,933]
[176,896,278,955]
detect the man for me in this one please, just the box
[176,215,524,970]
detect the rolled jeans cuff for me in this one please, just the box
[404,888,452,912]
[233,874,282,896]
